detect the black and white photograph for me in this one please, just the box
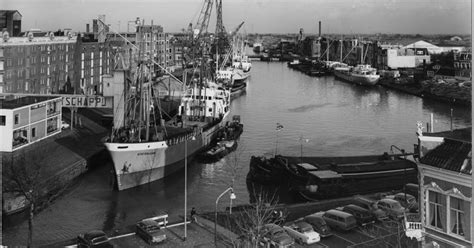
[0,0,472,247]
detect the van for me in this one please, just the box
[339,204,376,226]
[353,197,389,221]
[322,209,357,231]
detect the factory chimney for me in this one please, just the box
[318,21,321,37]
[86,23,90,33]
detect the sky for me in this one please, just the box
[3,0,472,35]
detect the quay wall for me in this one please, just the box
[2,111,109,215]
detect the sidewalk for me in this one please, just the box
[108,217,238,248]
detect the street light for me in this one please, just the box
[215,187,236,246]
[184,133,196,241]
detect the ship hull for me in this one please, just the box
[233,69,250,83]
[105,121,225,190]
[334,70,379,86]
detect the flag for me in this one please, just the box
[276,123,283,131]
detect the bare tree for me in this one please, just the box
[232,189,286,247]
[3,148,47,247]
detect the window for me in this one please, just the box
[450,197,465,237]
[428,191,444,230]
[0,115,5,126]
[32,127,36,138]
[14,114,19,125]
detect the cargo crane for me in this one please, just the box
[218,22,245,69]
[183,0,214,80]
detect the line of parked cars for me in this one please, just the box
[76,214,168,247]
[260,192,419,247]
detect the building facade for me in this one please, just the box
[417,128,472,248]
[453,49,471,80]
[0,10,22,37]
[77,33,113,95]
[0,96,62,152]
[381,47,431,69]
[0,32,78,94]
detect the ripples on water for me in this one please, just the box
[3,61,471,246]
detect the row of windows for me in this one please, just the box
[427,190,469,238]
[4,44,75,54]
[454,62,471,69]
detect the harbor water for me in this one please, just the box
[3,61,471,246]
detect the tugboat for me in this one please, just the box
[197,115,243,163]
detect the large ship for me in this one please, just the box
[333,64,380,86]
[105,78,230,190]
[104,18,231,190]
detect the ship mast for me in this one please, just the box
[137,20,144,142]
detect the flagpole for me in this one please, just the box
[274,130,279,156]
[300,135,303,164]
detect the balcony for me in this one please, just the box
[404,213,423,241]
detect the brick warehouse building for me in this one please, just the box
[0,31,78,94]
[77,33,113,95]
[0,31,113,95]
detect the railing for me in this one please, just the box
[406,222,422,230]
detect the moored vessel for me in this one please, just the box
[333,64,380,86]
[248,152,417,200]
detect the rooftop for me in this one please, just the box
[0,96,60,109]
[419,138,472,175]
[424,127,471,143]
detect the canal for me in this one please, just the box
[3,61,471,246]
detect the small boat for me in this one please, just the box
[248,152,417,200]
[287,60,300,69]
[197,116,243,163]
[253,42,263,53]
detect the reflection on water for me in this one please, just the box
[3,61,471,246]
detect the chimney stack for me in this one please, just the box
[318,21,321,37]
[86,23,90,33]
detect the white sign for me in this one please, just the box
[62,95,113,108]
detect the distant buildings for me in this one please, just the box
[403,41,445,55]
[0,10,22,37]
[0,95,62,152]
[453,49,471,80]
[381,47,430,69]
[416,127,473,248]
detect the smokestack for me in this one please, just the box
[86,23,90,33]
[319,21,321,37]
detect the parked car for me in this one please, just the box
[136,219,166,244]
[322,209,357,231]
[393,193,419,213]
[338,204,376,226]
[283,220,320,245]
[77,230,113,248]
[353,196,389,221]
[61,120,70,130]
[261,223,294,248]
[377,198,406,220]
[303,213,333,238]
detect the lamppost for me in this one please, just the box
[215,187,236,246]
[184,133,196,241]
